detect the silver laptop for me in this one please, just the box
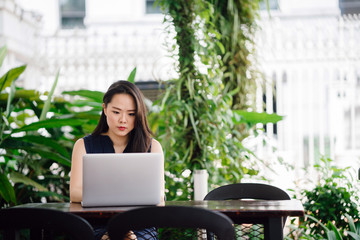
[81,153,162,207]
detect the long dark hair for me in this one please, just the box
[92,80,152,152]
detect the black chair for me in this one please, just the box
[204,183,290,239]
[204,183,290,201]
[0,207,95,240]
[107,206,235,240]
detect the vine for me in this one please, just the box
[153,0,264,200]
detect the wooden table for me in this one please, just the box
[17,200,304,240]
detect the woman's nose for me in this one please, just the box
[119,113,127,123]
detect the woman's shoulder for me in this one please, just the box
[151,138,160,145]
[74,138,84,147]
[72,138,85,155]
[151,138,163,153]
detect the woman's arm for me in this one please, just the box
[151,138,165,203]
[69,138,86,203]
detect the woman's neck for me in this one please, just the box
[104,132,128,153]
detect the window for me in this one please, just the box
[146,0,161,14]
[339,0,360,14]
[60,0,86,29]
[259,0,279,11]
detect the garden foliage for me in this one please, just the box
[154,0,279,200]
[0,46,102,207]
[286,157,360,239]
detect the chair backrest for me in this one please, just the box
[204,183,290,201]
[0,207,95,240]
[204,182,290,236]
[107,206,235,240]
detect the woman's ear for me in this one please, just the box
[103,103,107,116]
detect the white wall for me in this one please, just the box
[15,0,60,35]
[0,0,41,85]
[15,0,163,35]
[86,0,145,24]
[279,0,340,15]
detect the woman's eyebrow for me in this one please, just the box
[111,106,136,111]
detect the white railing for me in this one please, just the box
[256,14,360,185]
[33,26,174,93]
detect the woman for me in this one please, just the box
[70,80,164,240]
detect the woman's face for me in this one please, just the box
[103,93,136,138]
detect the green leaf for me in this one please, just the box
[0,140,71,167]
[327,231,337,240]
[215,41,225,54]
[22,147,71,167]
[5,80,16,118]
[15,89,41,98]
[62,111,101,121]
[62,90,104,102]
[184,103,201,146]
[328,221,343,240]
[12,118,86,133]
[0,172,17,204]
[306,214,330,232]
[0,65,26,92]
[0,45,7,69]
[65,100,103,109]
[346,213,358,234]
[0,89,41,101]
[40,69,60,121]
[233,110,283,125]
[10,135,70,158]
[35,191,70,201]
[127,67,137,83]
[348,232,360,240]
[9,172,48,191]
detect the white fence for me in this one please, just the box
[256,14,360,185]
[32,25,174,93]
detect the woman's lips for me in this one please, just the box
[118,127,126,131]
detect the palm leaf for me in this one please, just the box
[348,232,360,240]
[127,67,137,83]
[65,100,103,109]
[306,214,330,232]
[35,191,70,201]
[184,103,201,146]
[4,80,16,118]
[40,69,60,121]
[9,172,47,191]
[0,140,71,167]
[0,89,41,101]
[62,90,104,102]
[9,136,70,158]
[59,112,101,121]
[0,46,7,68]
[0,173,16,204]
[327,221,343,240]
[327,231,337,240]
[21,147,71,167]
[0,65,26,92]
[233,110,283,125]
[12,118,86,133]
[346,213,357,233]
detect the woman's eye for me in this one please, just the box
[113,111,119,114]
[129,113,135,116]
